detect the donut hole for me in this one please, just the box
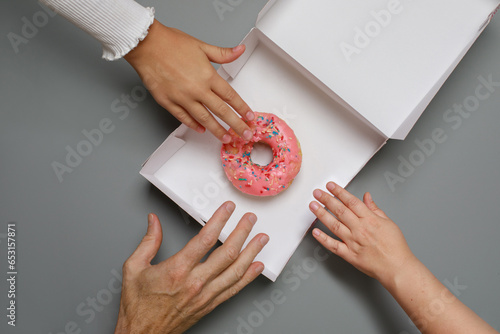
[250,142,274,166]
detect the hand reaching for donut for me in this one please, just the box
[309,182,498,334]
[114,202,269,334]
[124,20,255,143]
[309,182,414,285]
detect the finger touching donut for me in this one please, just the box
[221,112,302,196]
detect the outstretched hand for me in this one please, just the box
[114,202,268,334]
[309,182,416,286]
[124,19,255,143]
[310,183,499,334]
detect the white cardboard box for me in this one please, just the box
[141,0,500,281]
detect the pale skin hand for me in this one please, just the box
[309,182,498,334]
[124,19,255,143]
[114,201,269,334]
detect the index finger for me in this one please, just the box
[203,91,253,141]
[313,189,359,228]
[176,201,235,269]
[212,76,255,124]
[194,212,258,280]
[325,182,372,218]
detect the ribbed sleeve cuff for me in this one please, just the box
[40,0,155,61]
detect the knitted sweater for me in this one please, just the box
[40,0,155,60]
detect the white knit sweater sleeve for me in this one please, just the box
[39,0,155,61]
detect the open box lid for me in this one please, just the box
[141,1,499,281]
[244,0,500,140]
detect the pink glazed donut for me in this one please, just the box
[221,112,302,196]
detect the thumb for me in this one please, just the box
[363,192,389,219]
[202,43,246,64]
[128,213,163,268]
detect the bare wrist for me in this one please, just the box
[114,307,130,334]
[379,254,423,291]
[124,19,162,63]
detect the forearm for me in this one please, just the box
[382,257,497,334]
[310,185,498,333]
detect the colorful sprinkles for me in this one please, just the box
[220,112,302,196]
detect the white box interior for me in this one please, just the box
[141,0,499,281]
[143,32,386,281]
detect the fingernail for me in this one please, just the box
[313,229,321,237]
[222,134,232,143]
[246,111,255,121]
[225,201,235,213]
[309,201,320,212]
[255,262,265,273]
[148,213,154,226]
[196,126,205,133]
[260,234,270,246]
[313,189,322,199]
[232,45,244,53]
[248,213,257,225]
[327,182,336,192]
[243,129,252,140]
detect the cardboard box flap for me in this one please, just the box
[221,28,386,137]
[255,0,500,139]
[256,0,277,22]
[141,35,389,280]
[140,0,498,281]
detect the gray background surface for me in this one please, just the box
[1,1,500,333]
